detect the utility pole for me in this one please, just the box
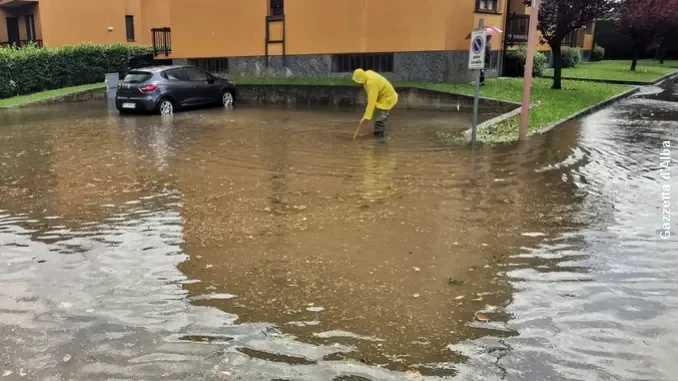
[519,0,540,141]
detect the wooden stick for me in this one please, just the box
[352,122,363,140]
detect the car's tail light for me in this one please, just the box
[140,84,158,92]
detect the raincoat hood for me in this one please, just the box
[352,69,368,84]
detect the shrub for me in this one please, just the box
[0,43,154,99]
[504,46,547,78]
[591,44,605,62]
[561,47,581,68]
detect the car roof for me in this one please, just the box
[129,65,197,73]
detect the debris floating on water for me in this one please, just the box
[521,232,546,237]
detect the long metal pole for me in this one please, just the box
[519,0,540,141]
[471,18,484,147]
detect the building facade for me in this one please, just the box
[0,0,170,48]
[2,0,595,83]
[158,0,595,82]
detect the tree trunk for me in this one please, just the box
[631,50,639,71]
[551,43,563,90]
[657,37,668,64]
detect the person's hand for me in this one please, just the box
[353,117,368,140]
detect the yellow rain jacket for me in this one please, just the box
[352,69,398,120]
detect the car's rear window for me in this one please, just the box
[123,71,153,83]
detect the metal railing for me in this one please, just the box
[506,14,530,44]
[0,39,43,48]
[151,27,171,56]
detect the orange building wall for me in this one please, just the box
[168,0,266,58]
[39,0,126,46]
[168,0,481,59]
[473,1,509,52]
[36,0,168,47]
[141,0,171,45]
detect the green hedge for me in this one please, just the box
[562,48,581,68]
[591,45,605,62]
[0,43,154,99]
[504,46,548,77]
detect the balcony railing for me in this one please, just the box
[506,14,530,44]
[0,39,43,48]
[152,27,172,56]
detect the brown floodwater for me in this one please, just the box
[0,86,676,381]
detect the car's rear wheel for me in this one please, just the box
[157,98,174,115]
[221,91,234,108]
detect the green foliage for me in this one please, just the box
[561,47,582,68]
[504,46,548,77]
[0,43,153,99]
[591,45,606,62]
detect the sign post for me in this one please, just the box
[519,0,540,141]
[468,19,486,147]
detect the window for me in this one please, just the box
[125,15,135,42]
[123,71,153,83]
[25,15,36,41]
[332,53,394,73]
[192,58,229,73]
[476,0,499,12]
[270,0,284,16]
[163,68,187,81]
[183,67,209,81]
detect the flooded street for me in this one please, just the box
[0,83,676,381]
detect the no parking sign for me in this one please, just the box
[468,29,487,70]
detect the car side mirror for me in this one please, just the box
[207,77,215,84]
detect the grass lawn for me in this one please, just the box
[239,76,630,143]
[0,83,105,108]
[544,59,678,83]
[419,78,630,143]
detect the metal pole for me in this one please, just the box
[519,0,540,141]
[471,18,484,147]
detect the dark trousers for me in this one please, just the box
[480,69,486,85]
[374,109,390,134]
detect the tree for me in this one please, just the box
[536,0,615,89]
[620,0,678,70]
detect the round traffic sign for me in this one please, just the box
[472,36,484,54]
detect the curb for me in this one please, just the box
[535,86,641,135]
[459,85,641,144]
[461,105,530,140]
[0,86,107,109]
[652,71,678,86]
[542,70,678,86]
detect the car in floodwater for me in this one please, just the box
[115,65,237,115]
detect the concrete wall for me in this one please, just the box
[0,87,106,109]
[181,50,481,83]
[234,84,518,114]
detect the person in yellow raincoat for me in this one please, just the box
[352,69,399,137]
